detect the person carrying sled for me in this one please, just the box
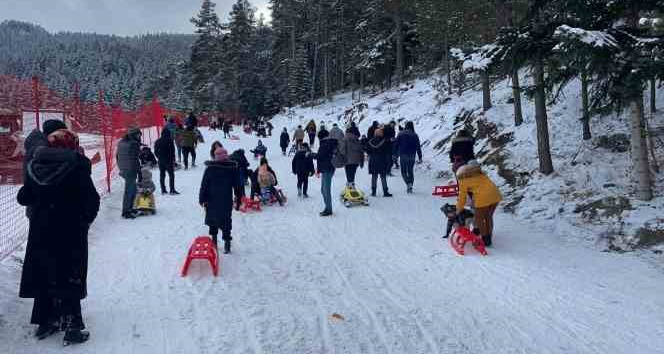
[396,121,423,194]
[280,128,290,155]
[199,147,242,254]
[250,140,267,159]
[305,120,317,146]
[18,128,100,346]
[292,143,315,198]
[256,158,284,206]
[154,129,179,195]
[454,160,502,247]
[449,129,476,172]
[366,128,392,197]
[341,128,365,187]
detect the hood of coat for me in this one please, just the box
[368,137,386,149]
[204,160,238,169]
[28,146,84,186]
[161,128,172,139]
[456,161,483,179]
[24,129,48,153]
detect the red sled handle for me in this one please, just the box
[432,185,459,198]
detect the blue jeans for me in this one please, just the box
[121,170,137,213]
[321,171,334,212]
[400,155,416,185]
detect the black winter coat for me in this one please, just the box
[292,151,315,176]
[22,130,48,218]
[199,160,241,229]
[366,137,392,175]
[280,132,290,148]
[316,137,338,173]
[116,135,141,173]
[229,150,250,170]
[17,147,100,300]
[154,129,176,166]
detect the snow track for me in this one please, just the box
[1,130,664,354]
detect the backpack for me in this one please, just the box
[332,144,347,169]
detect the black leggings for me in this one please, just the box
[345,164,359,183]
[159,164,175,193]
[182,146,196,168]
[209,226,232,246]
[297,173,309,195]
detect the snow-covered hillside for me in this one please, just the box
[272,74,664,254]
[2,128,664,353]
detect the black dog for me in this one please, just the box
[440,204,475,238]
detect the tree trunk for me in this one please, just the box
[533,58,554,175]
[445,34,452,95]
[310,5,322,103]
[581,71,591,140]
[482,70,492,112]
[630,95,653,201]
[324,43,329,99]
[511,65,523,126]
[395,10,404,86]
[650,77,657,114]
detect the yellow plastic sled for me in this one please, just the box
[134,193,156,215]
[340,185,369,208]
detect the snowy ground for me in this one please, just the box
[1,129,664,354]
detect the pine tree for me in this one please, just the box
[188,0,224,112]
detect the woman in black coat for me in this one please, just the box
[199,147,242,254]
[280,128,290,155]
[291,143,315,197]
[366,128,392,197]
[17,129,100,345]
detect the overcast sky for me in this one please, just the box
[0,0,271,36]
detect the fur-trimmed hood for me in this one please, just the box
[456,161,483,179]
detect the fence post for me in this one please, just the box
[98,91,112,194]
[31,76,41,130]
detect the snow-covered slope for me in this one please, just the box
[272,74,664,254]
[1,129,663,353]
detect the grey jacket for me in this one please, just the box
[329,127,345,141]
[342,132,365,166]
[116,135,141,173]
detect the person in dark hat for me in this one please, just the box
[22,119,68,219]
[17,128,100,346]
[116,127,142,219]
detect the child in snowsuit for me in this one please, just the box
[199,147,242,253]
[256,158,283,206]
[250,140,267,159]
[454,160,502,247]
[139,145,158,168]
[134,167,156,214]
[292,143,315,197]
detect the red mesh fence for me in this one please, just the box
[0,75,168,260]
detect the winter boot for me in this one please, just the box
[297,188,302,197]
[319,210,333,217]
[371,189,376,197]
[224,241,231,254]
[169,190,180,195]
[482,234,492,247]
[63,330,90,346]
[383,189,393,197]
[35,323,59,340]
[407,183,413,194]
[122,211,136,219]
[161,190,168,195]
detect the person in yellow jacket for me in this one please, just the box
[455,160,502,246]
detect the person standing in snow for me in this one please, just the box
[17,129,100,345]
[292,143,315,197]
[329,123,345,141]
[280,128,290,155]
[449,129,476,171]
[210,141,224,160]
[229,149,250,210]
[383,121,397,175]
[179,125,198,169]
[366,128,392,197]
[174,123,184,163]
[185,112,198,129]
[348,121,361,138]
[305,120,317,146]
[116,128,142,219]
[454,160,502,247]
[222,120,231,139]
[367,121,379,140]
[396,121,423,193]
[341,128,365,187]
[199,147,242,253]
[315,129,338,216]
[293,125,305,148]
[153,129,179,195]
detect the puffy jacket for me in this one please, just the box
[329,127,345,141]
[229,150,250,170]
[341,132,365,166]
[116,134,141,173]
[294,128,305,141]
[258,165,277,188]
[179,128,197,148]
[154,129,176,166]
[366,137,391,175]
[137,168,156,194]
[199,160,242,229]
[316,137,338,173]
[280,132,290,148]
[396,130,422,160]
[292,150,315,175]
[456,163,502,210]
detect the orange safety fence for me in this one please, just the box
[0,75,169,260]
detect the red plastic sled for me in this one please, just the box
[239,196,262,213]
[449,226,488,256]
[181,236,219,277]
[432,184,459,198]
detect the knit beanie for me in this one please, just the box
[214,147,229,161]
[42,119,67,136]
